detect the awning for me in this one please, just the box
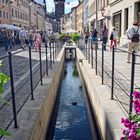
[0,24,21,31]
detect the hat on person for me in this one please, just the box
[133,21,138,26]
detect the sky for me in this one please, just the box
[35,0,79,14]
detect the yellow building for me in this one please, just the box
[76,1,83,34]
[0,0,11,24]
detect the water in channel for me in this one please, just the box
[47,60,99,140]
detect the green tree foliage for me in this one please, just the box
[70,33,80,43]
[0,61,11,136]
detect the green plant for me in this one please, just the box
[73,64,78,77]
[0,61,11,136]
[70,33,80,43]
[59,33,67,41]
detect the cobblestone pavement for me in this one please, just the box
[82,43,140,114]
[0,42,62,131]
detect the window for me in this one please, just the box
[0,10,2,17]
[124,8,128,33]
[2,0,5,3]
[6,12,8,19]
[3,11,5,18]
[12,9,14,16]
[15,10,17,18]
[18,11,19,18]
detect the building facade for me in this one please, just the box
[76,1,84,34]
[11,0,29,29]
[0,0,11,24]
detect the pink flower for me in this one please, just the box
[133,99,140,113]
[133,91,140,99]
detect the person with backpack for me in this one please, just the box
[110,27,117,51]
[126,21,140,63]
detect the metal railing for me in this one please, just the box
[82,39,140,115]
[0,39,62,138]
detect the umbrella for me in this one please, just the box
[0,24,21,31]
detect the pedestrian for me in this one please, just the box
[19,29,27,49]
[0,30,3,48]
[126,21,140,63]
[84,32,89,44]
[1,28,9,50]
[91,29,98,49]
[110,27,117,51]
[34,30,42,52]
[101,24,108,51]
[28,30,34,48]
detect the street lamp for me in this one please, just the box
[101,8,111,20]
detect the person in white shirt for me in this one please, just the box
[110,27,117,50]
[126,21,140,63]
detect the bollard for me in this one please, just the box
[8,52,18,128]
[39,45,43,85]
[111,45,115,99]
[129,50,136,115]
[102,43,104,84]
[45,43,48,76]
[50,42,52,69]
[95,42,98,75]
[29,46,34,100]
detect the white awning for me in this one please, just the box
[0,24,21,31]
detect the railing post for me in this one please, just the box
[55,40,57,58]
[50,42,52,69]
[29,46,34,100]
[111,45,115,99]
[39,45,43,85]
[45,42,48,76]
[85,43,87,59]
[52,41,55,63]
[8,52,18,128]
[102,43,104,84]
[129,50,136,115]
[95,42,98,75]
[91,45,93,68]
[88,40,91,63]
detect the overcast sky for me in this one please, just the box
[35,0,79,14]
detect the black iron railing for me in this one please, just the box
[0,39,61,138]
[82,39,140,115]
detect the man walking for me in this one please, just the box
[101,24,108,51]
[126,21,140,63]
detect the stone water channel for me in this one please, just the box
[46,60,101,140]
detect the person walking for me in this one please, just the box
[1,28,9,50]
[84,32,89,44]
[19,29,27,49]
[110,27,117,51]
[34,30,42,52]
[101,24,108,51]
[126,21,140,63]
[91,29,98,49]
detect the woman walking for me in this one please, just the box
[110,27,117,50]
[34,30,42,51]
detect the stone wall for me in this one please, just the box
[76,48,126,140]
[28,48,65,140]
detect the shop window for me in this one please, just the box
[124,8,128,33]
